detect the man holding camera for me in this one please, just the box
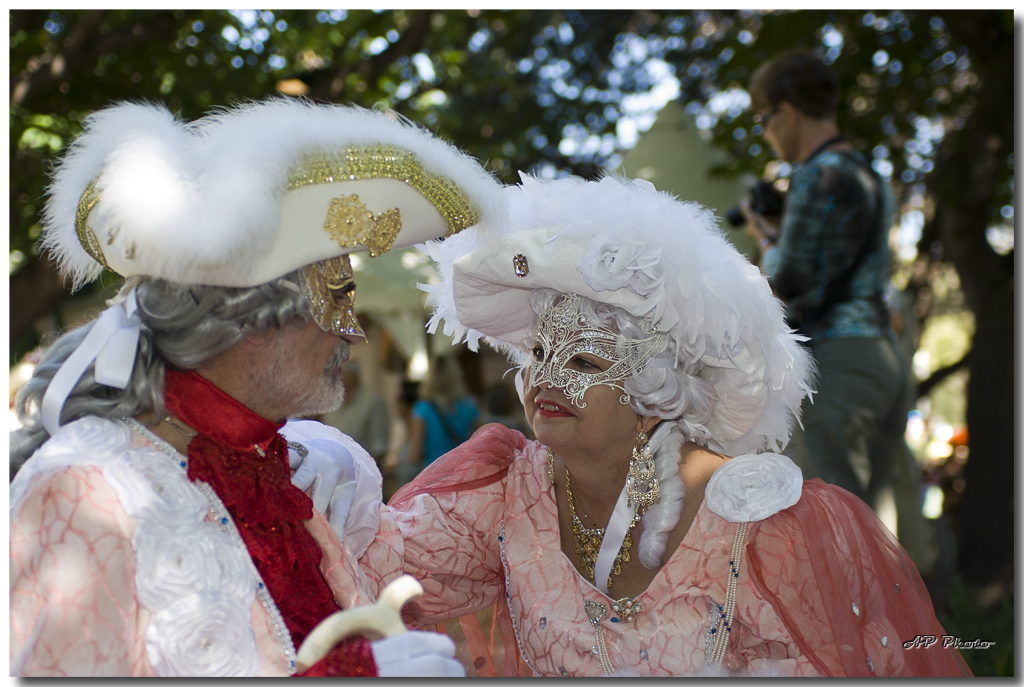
[743,50,910,518]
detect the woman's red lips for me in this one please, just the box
[535,398,574,416]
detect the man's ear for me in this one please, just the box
[778,100,802,122]
[236,324,282,352]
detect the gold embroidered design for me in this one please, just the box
[288,146,480,241]
[323,194,402,258]
[301,255,365,339]
[74,179,109,267]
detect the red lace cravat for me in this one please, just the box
[164,369,376,677]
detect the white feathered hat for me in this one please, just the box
[43,98,506,289]
[422,173,814,455]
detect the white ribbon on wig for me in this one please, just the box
[41,288,142,436]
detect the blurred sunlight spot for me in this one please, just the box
[412,53,436,82]
[985,224,1014,255]
[922,485,944,519]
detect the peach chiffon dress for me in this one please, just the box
[360,423,968,677]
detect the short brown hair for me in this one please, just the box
[749,50,839,119]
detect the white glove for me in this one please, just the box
[282,420,383,557]
[287,437,350,515]
[370,631,465,678]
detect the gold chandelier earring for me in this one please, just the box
[626,430,660,517]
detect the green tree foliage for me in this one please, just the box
[9,9,1014,599]
[10,9,669,341]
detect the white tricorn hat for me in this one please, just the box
[422,174,814,455]
[42,98,506,289]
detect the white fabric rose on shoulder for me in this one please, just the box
[705,452,803,523]
[10,416,134,514]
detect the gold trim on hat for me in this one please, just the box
[301,254,365,339]
[74,179,109,268]
[323,194,402,258]
[288,146,480,240]
[72,144,481,274]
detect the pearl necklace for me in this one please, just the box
[126,417,299,674]
[707,521,748,665]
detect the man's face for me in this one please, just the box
[759,102,799,162]
[247,288,362,420]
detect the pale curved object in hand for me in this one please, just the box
[295,574,424,673]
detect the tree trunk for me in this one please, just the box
[929,10,1014,588]
[957,266,1014,586]
[9,257,69,344]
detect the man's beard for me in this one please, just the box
[255,338,351,419]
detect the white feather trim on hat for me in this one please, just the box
[43,98,506,289]
[422,173,814,455]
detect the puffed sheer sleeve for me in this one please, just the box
[744,479,970,677]
[359,424,527,625]
[10,467,149,676]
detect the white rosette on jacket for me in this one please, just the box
[103,448,208,525]
[145,592,260,677]
[133,523,254,611]
[102,443,260,676]
[11,415,263,676]
[705,452,803,523]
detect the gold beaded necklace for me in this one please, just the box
[562,458,638,590]
[549,449,645,623]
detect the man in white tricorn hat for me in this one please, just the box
[9,99,504,677]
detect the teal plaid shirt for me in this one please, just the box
[762,149,896,342]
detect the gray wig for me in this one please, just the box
[525,289,718,443]
[11,273,310,470]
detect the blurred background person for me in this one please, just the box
[476,383,531,437]
[382,379,421,500]
[742,49,911,523]
[407,355,479,471]
[320,360,391,473]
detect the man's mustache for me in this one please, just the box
[328,340,351,369]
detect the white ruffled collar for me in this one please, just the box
[704,452,803,523]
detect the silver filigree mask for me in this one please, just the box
[527,293,666,408]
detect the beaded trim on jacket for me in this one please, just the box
[127,417,298,673]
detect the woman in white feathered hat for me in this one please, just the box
[359,174,968,677]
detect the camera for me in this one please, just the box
[726,180,786,227]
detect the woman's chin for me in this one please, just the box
[532,423,574,451]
